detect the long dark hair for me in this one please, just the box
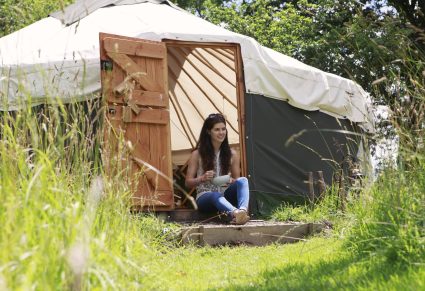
[196,113,231,175]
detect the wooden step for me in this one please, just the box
[180,221,325,246]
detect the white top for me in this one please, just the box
[196,151,228,200]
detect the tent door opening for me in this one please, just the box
[164,40,246,210]
[100,33,246,211]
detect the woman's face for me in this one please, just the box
[209,122,227,144]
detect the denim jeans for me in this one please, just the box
[196,177,249,214]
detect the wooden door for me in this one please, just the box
[100,33,173,210]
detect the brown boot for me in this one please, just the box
[232,209,250,225]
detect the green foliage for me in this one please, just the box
[272,203,309,222]
[271,185,358,236]
[347,29,425,264]
[170,0,224,16]
[348,165,425,266]
[202,0,319,57]
[386,0,425,28]
[0,0,73,37]
[299,2,407,84]
[0,103,179,289]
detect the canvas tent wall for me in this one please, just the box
[0,0,374,215]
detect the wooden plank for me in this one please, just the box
[103,116,124,174]
[107,52,162,92]
[157,58,165,88]
[137,123,152,200]
[164,39,239,49]
[133,188,173,207]
[317,170,326,195]
[149,124,171,190]
[100,51,126,103]
[150,123,162,188]
[107,105,169,124]
[104,37,166,59]
[158,49,173,208]
[108,90,168,107]
[126,123,147,204]
[139,168,173,208]
[148,190,174,207]
[146,58,157,85]
[133,122,172,207]
[131,123,156,206]
[235,44,247,177]
[124,96,170,206]
[181,222,325,246]
[144,58,164,91]
[157,123,172,186]
[136,52,148,88]
[130,157,173,204]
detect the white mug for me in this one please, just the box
[212,174,231,186]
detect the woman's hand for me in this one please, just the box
[223,177,235,187]
[203,170,215,182]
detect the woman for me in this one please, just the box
[185,113,250,225]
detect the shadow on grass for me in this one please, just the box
[226,253,417,290]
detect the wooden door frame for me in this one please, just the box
[163,40,247,178]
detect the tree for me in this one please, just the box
[387,0,425,29]
[170,0,224,16]
[202,0,321,60]
[0,0,73,37]
[198,1,415,94]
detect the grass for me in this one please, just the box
[347,163,425,266]
[0,98,423,291]
[139,237,424,290]
[1,118,424,289]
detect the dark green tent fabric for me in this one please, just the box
[244,93,361,216]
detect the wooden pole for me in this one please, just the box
[186,47,236,88]
[174,47,238,109]
[307,172,315,203]
[169,91,196,148]
[204,48,235,71]
[167,50,238,133]
[316,171,326,197]
[168,68,204,122]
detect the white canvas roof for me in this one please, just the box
[0,0,374,147]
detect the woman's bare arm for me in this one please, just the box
[230,149,241,179]
[185,150,204,188]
